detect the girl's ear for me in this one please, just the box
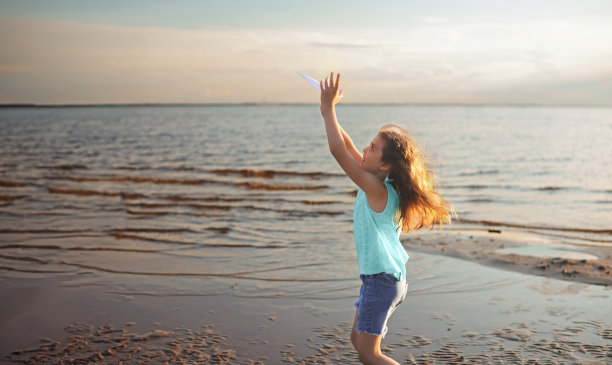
[380,162,392,173]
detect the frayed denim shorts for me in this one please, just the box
[354,273,407,338]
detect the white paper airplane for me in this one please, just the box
[298,72,321,92]
[298,72,343,96]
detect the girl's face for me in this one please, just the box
[361,134,389,175]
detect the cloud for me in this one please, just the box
[0,64,35,73]
[0,16,611,105]
[309,41,378,49]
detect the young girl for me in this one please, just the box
[319,72,452,364]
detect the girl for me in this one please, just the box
[319,72,452,364]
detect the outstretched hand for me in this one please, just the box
[320,72,343,110]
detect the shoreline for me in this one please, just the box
[2,244,611,364]
[402,228,612,286]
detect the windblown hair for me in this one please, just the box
[378,125,453,232]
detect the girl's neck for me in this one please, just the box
[375,171,389,181]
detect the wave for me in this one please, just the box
[46,175,329,191]
[109,165,343,180]
[443,183,610,195]
[0,179,25,187]
[0,228,193,235]
[124,205,343,219]
[236,181,328,190]
[206,227,231,234]
[595,200,612,204]
[444,184,491,190]
[108,231,197,245]
[464,198,496,203]
[459,219,612,235]
[537,186,567,191]
[157,194,244,202]
[104,290,227,297]
[236,204,343,217]
[0,194,24,207]
[46,175,219,185]
[457,169,500,177]
[0,265,69,274]
[108,231,284,249]
[0,228,91,234]
[38,164,88,170]
[125,209,225,217]
[156,194,340,206]
[210,168,342,179]
[126,202,232,211]
[0,194,26,201]
[0,253,48,264]
[45,259,351,282]
[47,186,145,199]
[113,165,152,171]
[108,227,194,234]
[57,164,344,183]
[0,244,161,253]
[124,201,342,216]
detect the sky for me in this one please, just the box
[1,0,611,105]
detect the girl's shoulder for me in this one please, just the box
[384,179,399,200]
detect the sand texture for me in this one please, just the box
[404,229,612,286]
[2,247,611,364]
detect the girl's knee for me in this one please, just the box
[356,347,379,365]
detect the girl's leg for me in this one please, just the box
[351,310,399,365]
[353,331,399,365]
[350,310,360,350]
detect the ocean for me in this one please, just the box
[0,104,611,300]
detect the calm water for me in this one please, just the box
[0,105,611,298]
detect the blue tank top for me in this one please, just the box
[353,178,409,281]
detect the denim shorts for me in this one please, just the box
[354,273,407,337]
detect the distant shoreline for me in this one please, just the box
[0,102,610,109]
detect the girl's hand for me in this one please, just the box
[320,72,343,111]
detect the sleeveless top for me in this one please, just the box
[353,178,409,281]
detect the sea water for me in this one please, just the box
[0,104,610,299]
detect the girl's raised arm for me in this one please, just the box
[319,73,387,205]
[339,125,363,163]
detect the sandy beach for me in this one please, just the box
[1,105,611,363]
[406,228,612,286]
[2,230,611,364]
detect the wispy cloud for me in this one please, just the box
[0,64,35,73]
[0,16,611,105]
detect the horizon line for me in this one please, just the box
[1,102,610,109]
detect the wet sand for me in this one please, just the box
[2,241,611,364]
[405,228,612,286]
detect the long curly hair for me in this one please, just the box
[378,125,453,232]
